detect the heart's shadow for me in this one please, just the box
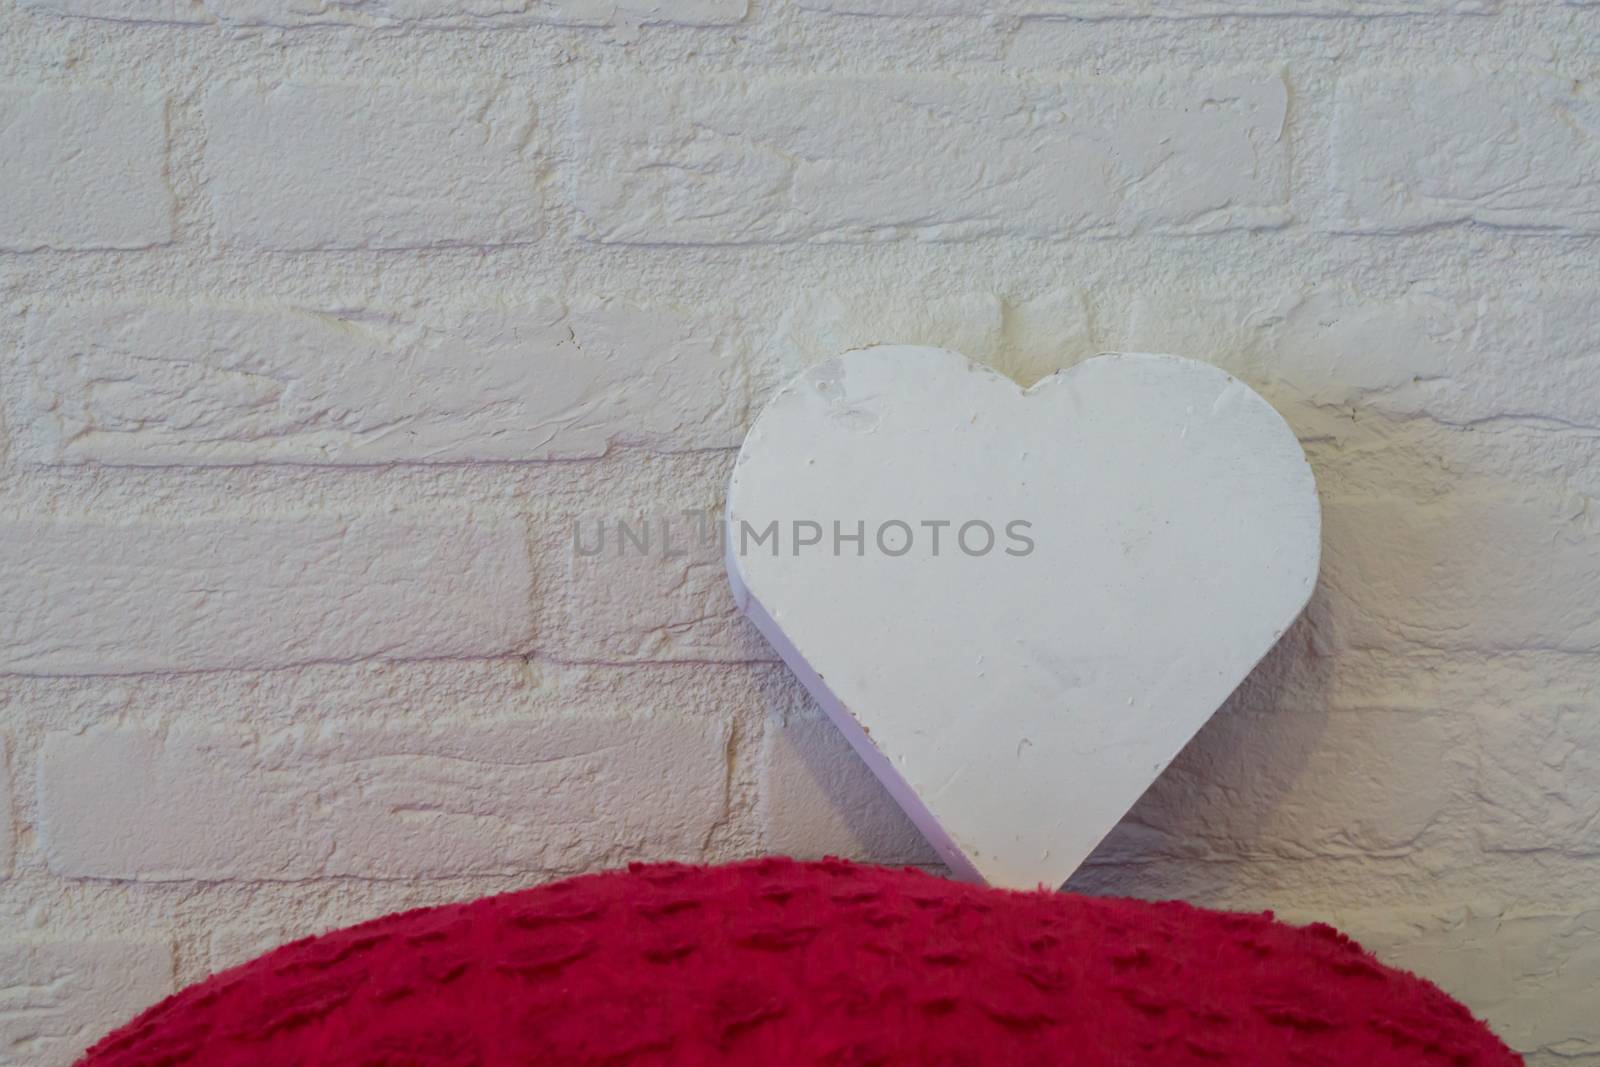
[1064,604,1339,900]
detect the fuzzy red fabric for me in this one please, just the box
[78,858,1521,1066]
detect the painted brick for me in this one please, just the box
[14,298,744,465]
[0,738,11,880]
[798,0,1493,13]
[761,711,939,866]
[1331,67,1600,233]
[757,291,1004,399]
[206,0,747,26]
[755,289,1093,402]
[573,71,1289,243]
[20,0,746,25]
[203,82,541,250]
[38,714,731,880]
[1119,286,1600,430]
[1261,288,1600,429]
[16,0,208,21]
[208,927,292,975]
[998,289,1098,385]
[1318,490,1600,654]
[1474,703,1600,857]
[0,940,172,1067]
[553,507,774,662]
[0,513,534,675]
[1280,905,1600,1066]
[0,87,172,252]
[1100,707,1466,863]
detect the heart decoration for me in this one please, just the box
[726,346,1320,890]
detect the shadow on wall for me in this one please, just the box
[1068,619,1333,895]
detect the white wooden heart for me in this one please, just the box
[725,345,1320,890]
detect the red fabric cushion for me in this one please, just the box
[78,858,1521,1066]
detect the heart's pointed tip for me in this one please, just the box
[952,847,1083,896]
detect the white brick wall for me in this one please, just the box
[798,0,1496,13]
[574,71,1290,241]
[38,715,731,879]
[1331,68,1600,233]
[2,1,1598,1064]
[1475,704,1600,856]
[0,941,172,1067]
[1321,490,1600,653]
[19,0,748,27]
[0,514,535,674]
[556,503,774,662]
[0,87,172,251]
[0,737,12,881]
[14,298,742,464]
[203,82,543,250]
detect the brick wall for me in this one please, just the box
[1,1,1597,1063]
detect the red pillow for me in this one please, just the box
[79,858,1521,1066]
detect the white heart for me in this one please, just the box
[726,346,1320,890]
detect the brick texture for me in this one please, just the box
[0,940,172,1067]
[203,82,542,250]
[799,0,1494,13]
[0,737,11,881]
[0,514,535,674]
[1331,68,1600,233]
[1104,706,1469,863]
[17,1,210,21]
[38,715,732,880]
[14,298,743,464]
[1113,284,1600,428]
[20,0,747,26]
[1474,703,1600,857]
[573,71,1289,242]
[0,87,172,251]
[208,0,748,26]
[553,506,774,663]
[1319,490,1600,654]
